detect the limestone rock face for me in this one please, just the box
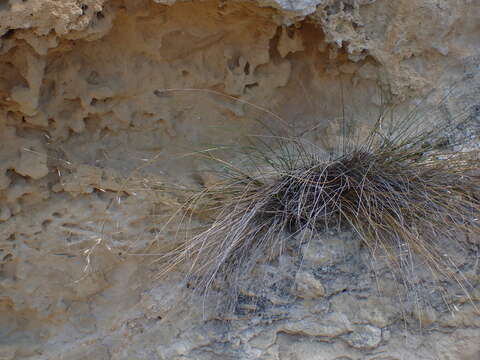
[0,1,479,359]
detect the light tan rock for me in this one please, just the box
[294,271,326,298]
[0,0,479,359]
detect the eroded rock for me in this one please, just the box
[0,0,479,359]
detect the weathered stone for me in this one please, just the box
[0,0,479,359]
[342,324,382,350]
[281,313,353,337]
[294,271,326,299]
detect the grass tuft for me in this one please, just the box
[156,77,480,316]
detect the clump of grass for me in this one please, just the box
[156,79,480,315]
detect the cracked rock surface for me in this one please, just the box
[0,0,479,359]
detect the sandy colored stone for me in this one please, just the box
[294,271,326,298]
[0,0,479,359]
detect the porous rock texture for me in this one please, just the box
[0,0,479,359]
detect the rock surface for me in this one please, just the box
[0,0,479,359]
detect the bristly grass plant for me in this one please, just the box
[154,70,480,316]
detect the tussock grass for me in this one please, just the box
[155,76,480,315]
